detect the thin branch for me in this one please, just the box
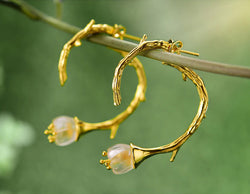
[0,0,79,33]
[1,0,250,78]
[89,35,250,78]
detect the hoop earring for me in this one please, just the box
[112,34,199,106]
[100,35,208,174]
[58,19,141,86]
[44,51,146,146]
[44,21,146,146]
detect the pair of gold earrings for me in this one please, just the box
[44,19,208,175]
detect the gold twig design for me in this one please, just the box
[45,21,146,145]
[44,53,146,145]
[100,37,208,174]
[77,51,146,139]
[131,63,208,167]
[112,34,199,106]
[58,19,140,86]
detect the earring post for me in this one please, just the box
[123,33,142,42]
[180,49,199,56]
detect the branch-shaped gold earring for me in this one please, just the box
[44,20,146,146]
[58,19,141,86]
[112,34,199,106]
[100,35,208,174]
[44,52,146,146]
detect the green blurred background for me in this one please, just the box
[0,0,250,193]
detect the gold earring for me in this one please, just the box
[58,19,141,86]
[112,34,199,106]
[44,52,146,145]
[100,35,208,174]
[44,20,146,146]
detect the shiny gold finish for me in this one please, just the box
[122,33,141,42]
[45,50,146,141]
[48,135,56,143]
[102,151,107,157]
[49,18,208,172]
[111,36,208,168]
[131,63,208,167]
[58,19,141,86]
[113,34,200,106]
[45,20,146,143]
[76,51,146,139]
[99,158,111,169]
[44,130,50,135]
[44,123,56,142]
[100,151,110,169]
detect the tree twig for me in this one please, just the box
[1,0,250,78]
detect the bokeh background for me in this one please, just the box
[0,0,250,193]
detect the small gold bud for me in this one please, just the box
[102,151,107,157]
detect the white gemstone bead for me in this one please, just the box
[107,144,134,174]
[53,116,77,146]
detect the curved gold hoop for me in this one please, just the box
[112,34,199,106]
[100,35,208,174]
[58,19,141,86]
[44,51,146,146]
[44,20,146,146]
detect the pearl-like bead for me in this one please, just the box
[53,116,77,146]
[107,144,134,174]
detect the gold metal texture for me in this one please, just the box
[109,35,208,169]
[58,19,141,86]
[45,20,146,143]
[112,34,199,106]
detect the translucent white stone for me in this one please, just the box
[107,144,134,174]
[53,116,77,146]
